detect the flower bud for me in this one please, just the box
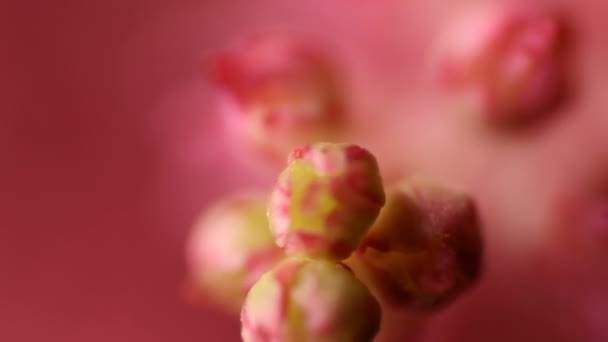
[350,180,482,310]
[186,192,284,313]
[433,5,567,126]
[268,143,385,260]
[241,258,381,342]
[211,34,345,160]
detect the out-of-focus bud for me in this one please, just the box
[432,5,567,126]
[210,34,345,160]
[241,258,381,342]
[186,192,284,314]
[348,180,482,310]
[268,143,385,260]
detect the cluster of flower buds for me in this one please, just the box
[242,143,385,342]
[186,192,284,313]
[186,144,484,340]
[238,144,483,341]
[195,2,577,336]
[199,25,513,339]
[210,34,346,160]
[433,5,567,126]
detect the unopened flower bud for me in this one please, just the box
[268,143,385,260]
[241,258,381,342]
[349,180,483,310]
[433,5,567,126]
[186,192,284,313]
[211,34,345,159]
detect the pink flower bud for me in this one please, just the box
[210,34,345,160]
[433,5,567,126]
[186,192,284,313]
[349,180,482,310]
[241,258,381,342]
[268,143,385,260]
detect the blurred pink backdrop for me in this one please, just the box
[2,0,608,341]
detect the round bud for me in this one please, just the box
[268,143,385,260]
[186,192,284,313]
[432,5,567,126]
[241,258,381,342]
[349,180,482,310]
[210,34,345,160]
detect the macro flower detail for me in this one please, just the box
[349,180,483,310]
[241,258,381,342]
[433,5,567,126]
[186,192,284,313]
[210,34,345,160]
[268,143,386,260]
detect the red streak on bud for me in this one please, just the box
[276,184,291,197]
[290,144,311,161]
[287,231,325,252]
[272,261,305,336]
[274,260,304,287]
[301,181,322,212]
[277,203,290,217]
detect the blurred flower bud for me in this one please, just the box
[186,192,284,314]
[433,5,567,126]
[348,180,483,310]
[241,258,381,342]
[210,34,346,160]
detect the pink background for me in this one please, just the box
[2,0,608,341]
